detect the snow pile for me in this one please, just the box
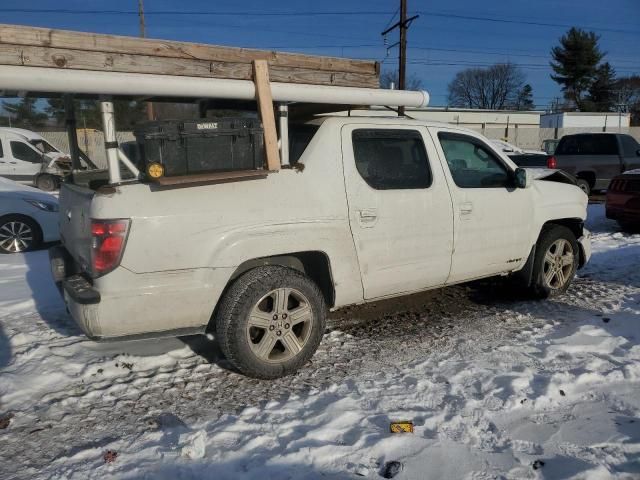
[0,204,639,479]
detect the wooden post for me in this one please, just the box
[253,59,280,171]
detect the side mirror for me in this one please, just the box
[514,167,531,189]
[636,149,640,157]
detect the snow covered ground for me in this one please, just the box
[1,204,639,479]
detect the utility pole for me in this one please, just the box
[381,1,419,116]
[398,0,407,116]
[138,0,146,37]
[138,0,154,120]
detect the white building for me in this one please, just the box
[540,112,631,129]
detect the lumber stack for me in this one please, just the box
[0,24,380,88]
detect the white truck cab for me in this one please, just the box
[0,128,67,189]
[50,116,591,379]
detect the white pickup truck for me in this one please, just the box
[50,116,591,379]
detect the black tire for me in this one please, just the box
[36,174,58,192]
[215,265,327,379]
[0,215,42,254]
[576,178,591,196]
[528,225,579,299]
[618,221,640,233]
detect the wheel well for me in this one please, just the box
[542,218,584,240]
[576,171,595,188]
[229,251,335,307]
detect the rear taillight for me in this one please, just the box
[547,156,557,169]
[91,219,130,276]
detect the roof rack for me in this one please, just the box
[0,24,430,186]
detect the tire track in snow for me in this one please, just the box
[2,274,637,479]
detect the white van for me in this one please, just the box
[0,128,68,190]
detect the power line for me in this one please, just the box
[415,11,640,35]
[0,8,393,16]
[1,8,638,35]
[382,7,400,31]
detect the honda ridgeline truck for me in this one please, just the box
[50,117,591,379]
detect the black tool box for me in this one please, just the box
[134,118,265,177]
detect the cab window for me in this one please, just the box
[11,141,42,163]
[352,129,432,190]
[438,132,511,188]
[556,134,618,155]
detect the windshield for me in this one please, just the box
[29,139,59,154]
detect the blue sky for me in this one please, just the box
[1,0,639,109]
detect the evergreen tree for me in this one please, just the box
[2,98,48,129]
[550,27,604,111]
[585,63,617,112]
[514,84,535,110]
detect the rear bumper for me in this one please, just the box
[49,245,233,340]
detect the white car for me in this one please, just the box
[490,139,547,156]
[0,177,59,253]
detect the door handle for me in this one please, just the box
[9,161,16,164]
[358,209,378,226]
[460,202,473,215]
[358,209,378,221]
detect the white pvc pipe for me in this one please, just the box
[100,101,121,184]
[0,66,430,108]
[278,104,289,166]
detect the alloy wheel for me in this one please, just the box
[246,287,314,363]
[543,238,575,290]
[0,221,34,253]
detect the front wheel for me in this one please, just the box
[0,215,42,254]
[215,266,326,379]
[528,225,579,298]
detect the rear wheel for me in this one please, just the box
[36,174,59,192]
[215,265,326,379]
[0,215,42,254]
[528,225,578,298]
[576,178,591,196]
[618,221,640,233]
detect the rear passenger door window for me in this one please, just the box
[352,129,432,190]
[437,132,511,188]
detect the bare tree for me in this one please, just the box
[380,70,423,90]
[447,63,526,110]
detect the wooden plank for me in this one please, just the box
[0,44,379,88]
[253,60,280,172]
[154,169,267,186]
[0,24,379,76]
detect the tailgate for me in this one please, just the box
[59,182,95,273]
